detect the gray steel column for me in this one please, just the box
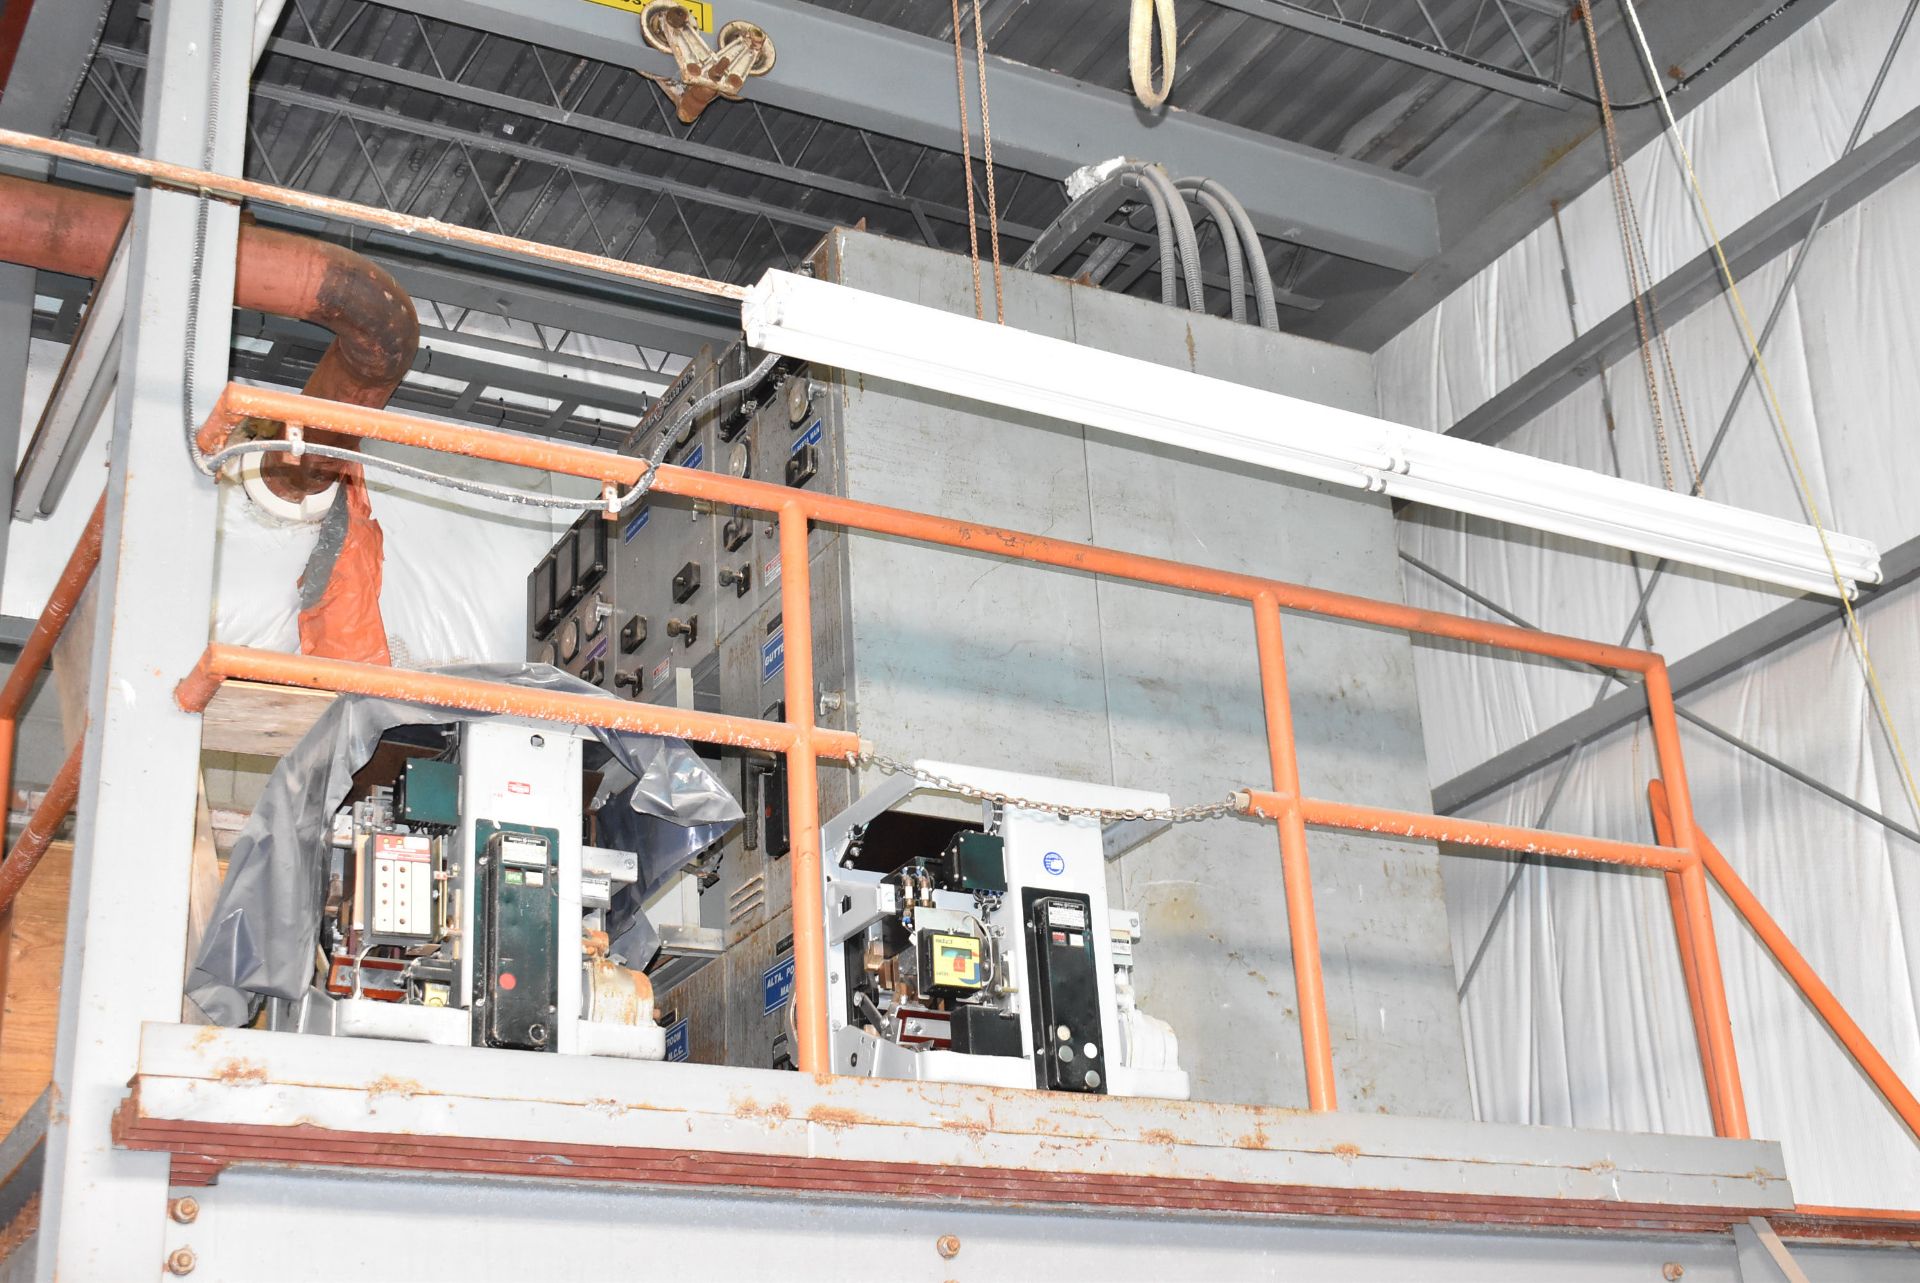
[35,0,251,1273]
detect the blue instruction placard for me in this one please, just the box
[762,954,795,1016]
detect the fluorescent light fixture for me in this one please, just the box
[15,238,128,521]
[742,270,1880,600]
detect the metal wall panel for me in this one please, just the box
[160,1168,1914,1283]
[825,231,1469,1116]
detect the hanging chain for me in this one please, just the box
[948,0,984,321]
[1578,1,1679,491]
[852,748,1246,824]
[969,0,1006,324]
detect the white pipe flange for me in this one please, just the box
[235,451,338,523]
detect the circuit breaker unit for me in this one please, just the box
[525,230,1471,1115]
[822,763,1187,1097]
[321,719,665,1061]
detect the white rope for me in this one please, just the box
[1129,0,1176,109]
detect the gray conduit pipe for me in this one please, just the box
[1120,171,1179,308]
[1126,163,1204,313]
[1182,185,1245,324]
[1179,176,1277,330]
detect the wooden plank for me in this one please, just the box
[0,841,70,1138]
[199,679,335,757]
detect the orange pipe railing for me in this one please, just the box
[0,493,102,1049]
[777,504,830,1073]
[1240,792,1692,872]
[0,491,104,803]
[0,741,84,914]
[175,644,865,761]
[1651,780,1920,1145]
[1644,665,1749,1139]
[1251,593,1336,1109]
[194,384,1658,677]
[1649,783,1732,1138]
[190,384,1800,1132]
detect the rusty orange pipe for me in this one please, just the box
[233,227,418,499]
[204,385,1661,676]
[1644,667,1750,1140]
[1251,594,1337,1111]
[0,740,82,915]
[0,175,418,501]
[778,504,829,1075]
[0,490,104,727]
[1652,781,1920,1146]
[175,643,863,761]
[0,490,104,814]
[1648,785,1728,1137]
[1238,792,1692,872]
[0,128,742,302]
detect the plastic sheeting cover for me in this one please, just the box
[185,662,742,1025]
[1372,0,1920,1208]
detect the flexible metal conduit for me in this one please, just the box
[0,174,418,500]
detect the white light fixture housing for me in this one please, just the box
[742,270,1881,600]
[15,237,128,521]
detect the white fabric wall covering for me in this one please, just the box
[1443,589,1920,1207]
[1379,0,1920,1207]
[209,436,588,666]
[5,340,601,669]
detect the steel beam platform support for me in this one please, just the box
[35,0,249,1273]
[1208,0,1581,109]
[376,0,1441,271]
[1448,99,1920,446]
[1431,533,1920,816]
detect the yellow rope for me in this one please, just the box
[1128,0,1177,110]
[1618,0,1920,828]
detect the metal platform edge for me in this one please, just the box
[113,1023,1797,1230]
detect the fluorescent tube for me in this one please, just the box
[742,270,1880,600]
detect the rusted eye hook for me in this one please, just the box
[640,0,778,125]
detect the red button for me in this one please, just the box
[499,972,517,990]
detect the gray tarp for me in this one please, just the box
[186,662,741,1025]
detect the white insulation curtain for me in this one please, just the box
[1376,0,1920,1208]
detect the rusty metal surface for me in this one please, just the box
[0,128,744,302]
[113,1108,1773,1234]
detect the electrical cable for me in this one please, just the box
[620,353,781,511]
[1121,170,1179,308]
[205,353,785,518]
[1128,164,1205,313]
[1615,0,1920,830]
[1177,176,1280,330]
[1183,184,1246,324]
[205,439,608,512]
[183,0,229,475]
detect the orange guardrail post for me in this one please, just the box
[1643,664,1749,1139]
[1251,592,1337,1112]
[1651,779,1920,1146]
